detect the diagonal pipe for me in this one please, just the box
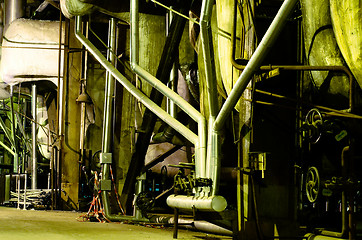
[214,0,298,131]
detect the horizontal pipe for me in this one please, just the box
[214,0,298,131]
[155,217,233,236]
[101,188,148,222]
[233,65,354,110]
[305,233,347,240]
[167,194,227,212]
[75,16,198,146]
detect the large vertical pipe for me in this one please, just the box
[200,0,218,119]
[4,0,25,31]
[78,21,89,165]
[31,84,37,190]
[101,18,116,206]
[166,8,178,118]
[9,86,18,173]
[101,18,116,154]
[199,0,220,194]
[214,0,298,131]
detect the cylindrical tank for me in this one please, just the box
[0,18,65,87]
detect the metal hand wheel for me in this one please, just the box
[305,108,323,143]
[306,166,320,203]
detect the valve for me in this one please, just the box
[306,166,320,203]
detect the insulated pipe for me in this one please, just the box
[130,0,206,179]
[214,0,298,131]
[167,8,178,119]
[9,86,18,173]
[200,0,218,119]
[305,233,347,240]
[154,216,233,236]
[199,0,221,194]
[31,84,37,190]
[167,194,227,212]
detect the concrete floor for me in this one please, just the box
[0,207,231,240]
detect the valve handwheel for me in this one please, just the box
[306,166,320,203]
[305,108,323,144]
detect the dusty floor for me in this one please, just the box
[0,206,231,240]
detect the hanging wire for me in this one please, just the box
[151,0,199,25]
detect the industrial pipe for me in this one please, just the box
[154,216,233,236]
[130,0,206,179]
[98,18,146,222]
[4,0,25,31]
[214,0,298,131]
[305,233,347,240]
[9,86,18,173]
[166,194,227,212]
[166,8,178,119]
[101,18,116,154]
[200,0,218,119]
[198,0,222,195]
[31,84,37,190]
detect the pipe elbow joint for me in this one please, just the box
[130,61,137,71]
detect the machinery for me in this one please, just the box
[0,0,361,239]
